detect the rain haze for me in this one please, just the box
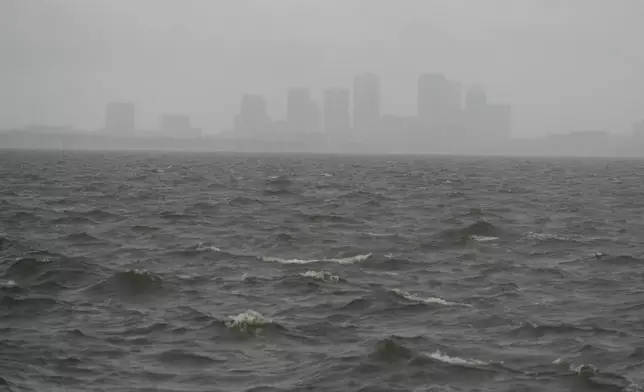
[4,2,644,392]
[1,0,643,141]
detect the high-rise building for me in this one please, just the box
[465,84,487,114]
[323,88,350,134]
[287,88,318,133]
[485,104,512,141]
[417,73,450,130]
[160,114,201,138]
[353,73,380,134]
[464,84,488,137]
[234,94,269,135]
[105,102,135,135]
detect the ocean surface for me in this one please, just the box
[1,149,643,392]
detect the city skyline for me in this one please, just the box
[1,1,643,137]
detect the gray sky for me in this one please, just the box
[1,0,643,137]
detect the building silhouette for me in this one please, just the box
[484,104,512,141]
[105,102,135,136]
[234,94,269,136]
[287,88,318,133]
[323,88,351,134]
[160,114,201,138]
[418,73,450,132]
[353,73,380,135]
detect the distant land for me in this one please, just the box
[3,125,644,158]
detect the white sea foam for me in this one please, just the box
[428,350,488,366]
[469,235,499,242]
[0,280,17,288]
[196,243,222,253]
[224,310,273,332]
[393,289,470,307]
[263,253,371,265]
[300,270,340,283]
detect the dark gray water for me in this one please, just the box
[1,150,643,392]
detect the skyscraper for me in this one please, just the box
[464,84,488,136]
[465,84,487,114]
[287,88,318,133]
[417,73,450,131]
[234,94,269,135]
[485,104,512,141]
[323,88,350,134]
[105,102,135,136]
[353,73,380,134]
[161,114,200,138]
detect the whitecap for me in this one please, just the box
[0,280,17,288]
[393,289,470,307]
[300,270,340,283]
[263,253,371,265]
[428,350,488,366]
[196,243,222,253]
[224,310,273,332]
[469,235,499,242]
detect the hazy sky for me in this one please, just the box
[1,0,643,137]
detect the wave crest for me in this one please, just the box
[427,350,489,367]
[392,289,470,307]
[300,270,340,283]
[263,253,371,265]
[224,310,281,334]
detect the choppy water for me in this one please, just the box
[1,150,643,392]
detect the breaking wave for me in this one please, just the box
[299,270,340,283]
[263,253,371,265]
[392,289,470,307]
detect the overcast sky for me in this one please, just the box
[1,0,642,137]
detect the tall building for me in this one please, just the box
[485,104,512,141]
[447,80,463,128]
[417,73,450,130]
[323,88,350,134]
[234,94,269,135]
[353,73,380,134]
[160,114,201,138]
[465,84,487,114]
[105,102,135,136]
[464,84,488,136]
[287,88,318,133]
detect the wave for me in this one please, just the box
[426,350,489,367]
[510,321,624,338]
[156,349,222,367]
[0,280,17,288]
[263,188,299,197]
[599,255,643,264]
[299,270,340,283]
[370,337,414,362]
[469,235,500,242]
[265,175,292,187]
[439,220,504,245]
[392,289,470,307]
[263,253,371,265]
[50,216,93,225]
[525,232,603,244]
[61,232,103,244]
[195,242,222,253]
[87,269,164,297]
[0,235,11,250]
[187,201,220,212]
[554,359,641,391]
[224,310,284,334]
[130,224,161,233]
[228,196,263,206]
